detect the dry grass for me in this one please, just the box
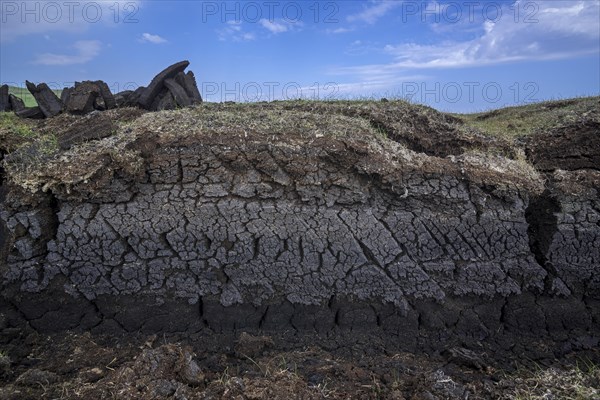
[130,102,380,140]
[457,148,542,187]
[0,112,60,185]
[500,360,600,400]
[456,96,600,139]
[4,129,142,194]
[2,102,391,195]
[6,98,582,196]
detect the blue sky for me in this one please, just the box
[1,0,599,112]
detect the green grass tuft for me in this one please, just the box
[0,112,36,138]
[6,85,63,108]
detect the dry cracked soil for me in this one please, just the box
[1,97,599,399]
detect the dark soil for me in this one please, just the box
[1,97,599,399]
[1,328,598,400]
[525,120,600,171]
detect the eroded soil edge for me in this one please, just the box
[2,130,598,361]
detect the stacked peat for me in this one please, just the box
[2,60,202,119]
[135,60,202,111]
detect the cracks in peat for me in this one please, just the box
[525,190,561,293]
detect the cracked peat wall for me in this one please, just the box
[1,116,599,354]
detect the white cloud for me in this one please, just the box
[345,40,381,56]
[259,19,302,35]
[314,74,430,99]
[227,20,242,30]
[334,0,599,82]
[326,27,354,34]
[217,21,256,42]
[259,19,289,34]
[327,0,599,101]
[384,1,599,68]
[33,40,102,66]
[1,1,143,42]
[219,18,299,40]
[346,0,402,24]
[139,33,167,44]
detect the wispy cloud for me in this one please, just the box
[241,32,256,41]
[346,0,402,24]
[217,21,256,42]
[33,40,102,66]
[1,0,142,42]
[326,27,354,34]
[259,19,288,34]
[319,74,430,98]
[334,1,599,82]
[384,1,599,68]
[139,32,167,44]
[259,19,302,35]
[345,40,381,56]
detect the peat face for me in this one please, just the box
[1,108,598,357]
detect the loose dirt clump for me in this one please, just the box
[75,343,205,399]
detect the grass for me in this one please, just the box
[3,134,60,175]
[3,95,597,196]
[455,95,600,139]
[0,112,40,155]
[3,118,142,194]
[0,112,36,138]
[503,359,600,400]
[6,85,63,108]
[131,102,380,141]
[0,112,60,188]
